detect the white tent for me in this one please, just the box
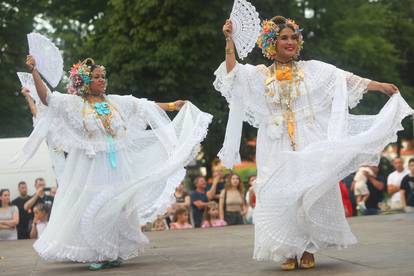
[0,137,56,199]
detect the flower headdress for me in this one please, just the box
[67,58,106,96]
[256,18,304,60]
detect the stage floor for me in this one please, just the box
[1,213,413,276]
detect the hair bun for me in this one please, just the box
[271,16,287,25]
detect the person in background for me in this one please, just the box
[166,182,191,227]
[219,173,247,225]
[245,175,257,224]
[339,180,353,217]
[170,208,192,230]
[202,201,227,228]
[12,181,33,239]
[190,176,209,228]
[152,216,168,231]
[206,167,226,202]
[0,189,19,240]
[353,166,378,211]
[400,158,414,213]
[30,203,50,239]
[387,157,408,210]
[24,178,54,212]
[353,166,386,216]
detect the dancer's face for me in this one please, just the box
[276,28,299,61]
[89,67,106,95]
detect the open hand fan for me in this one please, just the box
[16,72,41,103]
[27,33,63,88]
[230,0,261,60]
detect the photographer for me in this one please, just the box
[24,178,54,212]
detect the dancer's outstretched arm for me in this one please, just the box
[223,19,236,73]
[26,55,49,106]
[156,100,186,112]
[367,81,399,96]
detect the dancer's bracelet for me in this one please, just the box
[167,102,176,111]
[225,48,234,55]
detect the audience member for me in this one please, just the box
[206,167,226,202]
[190,176,209,228]
[245,175,256,224]
[11,181,33,239]
[170,208,192,230]
[354,167,386,215]
[152,216,168,231]
[219,173,247,225]
[30,203,50,239]
[387,157,408,210]
[24,178,54,212]
[0,189,19,240]
[353,166,378,211]
[400,158,414,213]
[339,180,353,217]
[166,182,191,227]
[202,201,227,228]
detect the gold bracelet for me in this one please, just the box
[225,48,234,55]
[167,102,176,111]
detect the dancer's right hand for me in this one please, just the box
[20,87,30,98]
[26,55,36,71]
[223,19,233,38]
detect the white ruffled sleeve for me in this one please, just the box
[342,71,371,109]
[213,62,268,168]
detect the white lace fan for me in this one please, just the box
[16,72,41,103]
[230,0,261,60]
[27,33,63,88]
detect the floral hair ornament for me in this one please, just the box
[67,58,106,96]
[256,18,304,60]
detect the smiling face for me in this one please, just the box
[275,27,299,61]
[89,67,106,95]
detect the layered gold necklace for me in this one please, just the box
[265,61,304,150]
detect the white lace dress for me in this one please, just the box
[213,60,413,262]
[14,92,212,262]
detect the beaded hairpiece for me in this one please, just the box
[67,58,106,96]
[256,18,304,60]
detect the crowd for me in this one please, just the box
[2,156,414,239]
[340,157,414,217]
[0,178,53,240]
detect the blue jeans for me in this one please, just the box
[362,208,380,216]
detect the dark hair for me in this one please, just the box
[173,207,188,222]
[18,181,27,187]
[33,203,51,221]
[409,158,414,165]
[35,177,45,185]
[271,15,296,32]
[0,189,10,207]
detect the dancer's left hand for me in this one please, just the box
[174,100,186,111]
[379,82,399,96]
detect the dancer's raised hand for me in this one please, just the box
[223,19,233,39]
[26,55,36,71]
[173,100,186,111]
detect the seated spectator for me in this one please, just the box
[0,189,19,240]
[400,158,414,213]
[24,178,54,212]
[353,166,378,211]
[190,176,209,228]
[206,167,226,202]
[170,208,192,230]
[166,182,191,227]
[219,173,247,225]
[30,203,50,239]
[202,201,227,228]
[11,181,33,239]
[352,167,385,216]
[245,175,256,224]
[387,157,408,210]
[152,216,168,231]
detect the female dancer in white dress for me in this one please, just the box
[215,16,413,270]
[18,55,212,270]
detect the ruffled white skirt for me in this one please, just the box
[252,94,413,262]
[33,103,212,262]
